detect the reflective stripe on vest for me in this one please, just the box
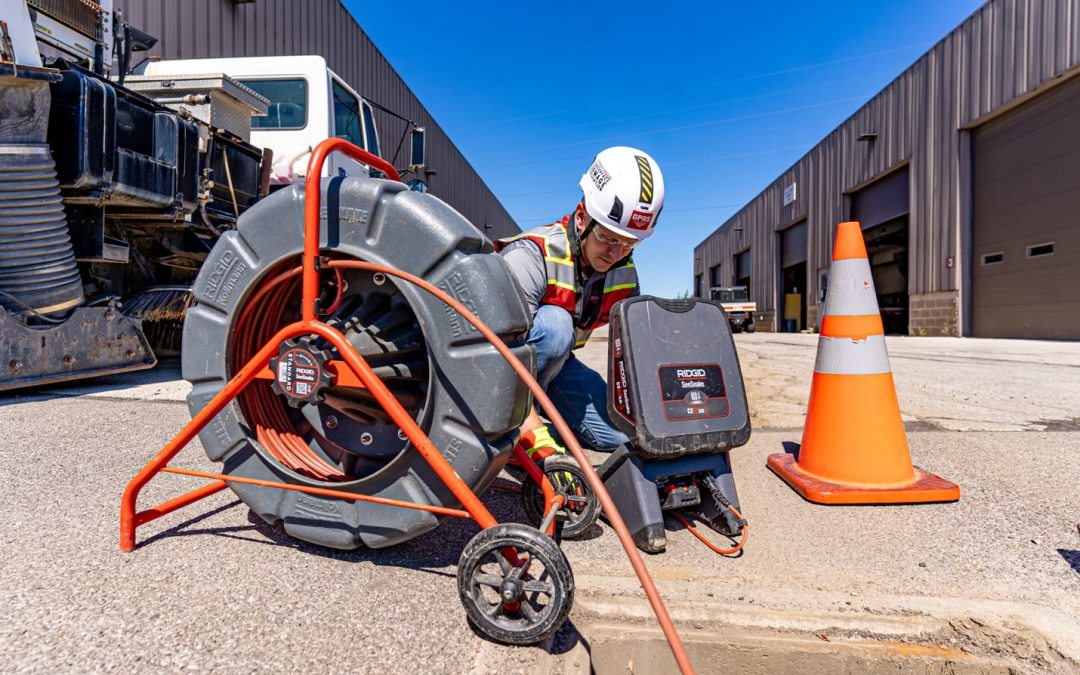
[574,262,635,347]
[574,327,593,348]
[496,220,639,343]
[495,222,579,314]
[597,261,637,320]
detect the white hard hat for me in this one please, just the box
[578,146,665,241]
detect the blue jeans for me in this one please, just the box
[526,305,629,452]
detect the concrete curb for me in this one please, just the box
[570,575,1080,673]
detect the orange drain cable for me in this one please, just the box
[233,263,348,482]
[672,509,748,557]
[220,259,694,673]
[327,260,697,675]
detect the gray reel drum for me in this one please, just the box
[182,176,534,550]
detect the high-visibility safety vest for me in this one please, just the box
[496,217,638,347]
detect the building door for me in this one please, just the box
[734,249,752,297]
[972,74,1080,338]
[850,167,910,335]
[778,221,807,332]
[710,264,723,290]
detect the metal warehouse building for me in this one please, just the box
[114,0,518,239]
[693,0,1080,339]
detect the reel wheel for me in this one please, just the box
[521,455,600,540]
[457,523,574,645]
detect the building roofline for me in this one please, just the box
[695,0,992,249]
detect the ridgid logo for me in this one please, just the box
[677,368,706,379]
[628,210,654,231]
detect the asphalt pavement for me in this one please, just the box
[1,331,1078,673]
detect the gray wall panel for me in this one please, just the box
[115,0,518,239]
[695,0,1080,334]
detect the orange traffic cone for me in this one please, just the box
[766,221,959,505]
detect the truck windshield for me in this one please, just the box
[711,289,748,303]
[332,80,364,148]
[240,78,308,129]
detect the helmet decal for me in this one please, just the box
[635,155,654,204]
[607,195,624,224]
[588,161,611,191]
[627,210,654,231]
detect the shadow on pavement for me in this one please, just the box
[0,359,182,406]
[1058,549,1080,576]
[781,440,800,458]
[135,499,262,549]
[132,480,549,579]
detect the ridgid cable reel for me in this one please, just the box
[181,175,536,551]
[124,141,695,662]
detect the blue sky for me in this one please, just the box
[345,1,985,298]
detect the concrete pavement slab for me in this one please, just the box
[1,331,1078,672]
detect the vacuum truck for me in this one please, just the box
[0,0,267,390]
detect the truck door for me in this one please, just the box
[361,100,381,160]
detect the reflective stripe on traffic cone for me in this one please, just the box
[766,221,959,505]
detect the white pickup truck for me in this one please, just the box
[709,286,757,333]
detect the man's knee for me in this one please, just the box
[590,427,629,453]
[530,305,575,359]
[528,305,575,390]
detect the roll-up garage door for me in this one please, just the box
[734,249,752,290]
[851,167,909,230]
[850,168,910,335]
[780,221,807,267]
[780,221,807,332]
[972,74,1080,339]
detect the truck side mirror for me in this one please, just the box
[410,126,426,168]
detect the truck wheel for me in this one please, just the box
[182,177,534,549]
[745,322,756,334]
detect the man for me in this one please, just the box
[496,146,665,462]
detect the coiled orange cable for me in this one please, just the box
[672,508,748,557]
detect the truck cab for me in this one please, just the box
[141,55,381,185]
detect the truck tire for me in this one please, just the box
[745,321,756,334]
[181,177,533,549]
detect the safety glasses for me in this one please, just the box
[590,224,639,251]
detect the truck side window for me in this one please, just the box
[332,80,364,148]
[361,102,380,157]
[240,79,308,129]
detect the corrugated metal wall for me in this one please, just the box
[694,0,1080,328]
[114,0,518,239]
